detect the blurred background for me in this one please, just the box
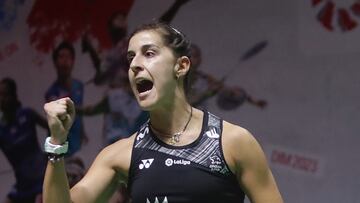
[1,0,360,202]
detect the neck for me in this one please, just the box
[149,95,191,137]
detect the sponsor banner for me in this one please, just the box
[265,145,325,177]
[298,0,360,55]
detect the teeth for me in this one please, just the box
[135,78,147,84]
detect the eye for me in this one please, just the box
[127,56,133,63]
[144,50,156,57]
[126,53,135,64]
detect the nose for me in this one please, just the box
[130,65,144,74]
[129,56,144,74]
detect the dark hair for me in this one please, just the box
[1,77,17,98]
[52,41,75,63]
[1,77,21,107]
[130,22,192,92]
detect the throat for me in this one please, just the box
[149,107,193,145]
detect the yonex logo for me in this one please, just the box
[146,197,168,203]
[139,158,154,169]
[206,127,219,139]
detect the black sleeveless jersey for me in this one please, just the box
[128,111,245,203]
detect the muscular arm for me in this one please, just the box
[43,159,72,203]
[44,136,134,203]
[43,98,133,203]
[222,122,283,203]
[71,139,132,203]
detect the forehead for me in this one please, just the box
[128,30,165,51]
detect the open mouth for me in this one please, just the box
[136,79,153,93]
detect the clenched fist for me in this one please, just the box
[44,97,75,145]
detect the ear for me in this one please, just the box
[174,56,191,79]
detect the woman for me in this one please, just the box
[43,23,283,203]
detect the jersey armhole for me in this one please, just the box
[219,120,238,177]
[126,121,149,191]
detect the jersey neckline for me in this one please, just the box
[148,110,208,149]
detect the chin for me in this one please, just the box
[137,99,156,111]
[137,94,163,111]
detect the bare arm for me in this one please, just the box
[44,140,131,203]
[43,97,76,203]
[71,139,132,202]
[43,159,72,203]
[43,97,132,203]
[223,122,283,203]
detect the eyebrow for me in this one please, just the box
[129,43,160,52]
[127,44,160,56]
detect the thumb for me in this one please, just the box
[62,97,76,130]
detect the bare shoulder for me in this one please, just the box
[70,133,137,202]
[222,120,258,152]
[96,133,137,175]
[222,120,284,202]
[222,120,265,171]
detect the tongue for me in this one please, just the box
[137,80,153,93]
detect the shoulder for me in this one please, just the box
[222,120,255,147]
[221,120,284,202]
[221,120,265,173]
[96,133,137,176]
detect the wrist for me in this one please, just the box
[49,136,67,145]
[47,153,65,163]
[44,137,68,155]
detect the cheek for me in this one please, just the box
[128,71,135,86]
[151,59,175,78]
[152,66,174,88]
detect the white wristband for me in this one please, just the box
[44,137,68,155]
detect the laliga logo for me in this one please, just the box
[165,159,174,167]
[165,158,190,167]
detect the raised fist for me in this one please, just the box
[44,97,75,145]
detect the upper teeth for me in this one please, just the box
[136,78,148,84]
